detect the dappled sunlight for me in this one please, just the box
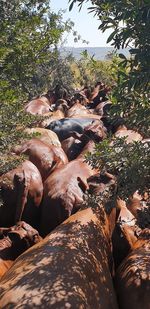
[115,229,150,309]
[0,208,118,308]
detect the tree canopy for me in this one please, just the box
[0,0,74,103]
[69,0,150,200]
[69,0,150,91]
[0,0,74,174]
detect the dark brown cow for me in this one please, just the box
[95,101,112,117]
[54,99,69,115]
[0,160,43,229]
[70,92,89,107]
[14,138,68,181]
[115,228,150,309]
[0,221,42,279]
[40,158,98,236]
[88,84,110,108]
[88,82,103,101]
[0,207,118,309]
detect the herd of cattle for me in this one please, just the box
[0,82,149,308]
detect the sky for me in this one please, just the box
[50,0,112,47]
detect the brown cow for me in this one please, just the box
[61,136,81,160]
[25,127,61,147]
[24,99,52,115]
[24,90,58,115]
[126,191,150,229]
[110,119,143,143]
[0,207,118,309]
[40,158,98,236]
[0,221,42,279]
[114,126,142,143]
[115,228,150,309]
[67,103,101,120]
[36,95,52,105]
[40,110,65,128]
[87,172,117,239]
[61,120,107,161]
[67,103,92,118]
[112,198,141,269]
[13,138,68,181]
[0,160,43,229]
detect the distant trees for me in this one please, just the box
[69,0,150,199]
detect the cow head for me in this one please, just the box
[83,120,107,142]
[0,221,42,260]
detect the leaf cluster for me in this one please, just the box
[86,138,150,200]
[0,0,75,174]
[0,0,73,101]
[0,100,44,174]
[69,0,150,92]
[74,50,114,87]
[69,0,150,198]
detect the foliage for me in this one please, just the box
[109,55,150,137]
[69,0,150,200]
[0,100,44,175]
[47,49,115,93]
[0,0,75,175]
[0,0,74,102]
[75,49,114,87]
[48,48,76,95]
[69,0,150,91]
[86,138,150,200]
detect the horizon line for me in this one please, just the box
[62,46,113,48]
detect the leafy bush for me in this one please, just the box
[0,0,74,102]
[0,0,74,174]
[69,0,150,200]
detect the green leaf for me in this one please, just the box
[118,53,127,60]
[69,1,75,11]
[107,29,118,43]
